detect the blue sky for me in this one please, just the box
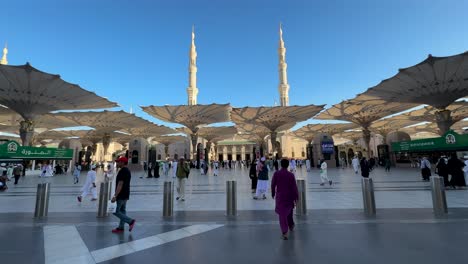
[1,0,467,128]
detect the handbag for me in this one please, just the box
[107,201,116,213]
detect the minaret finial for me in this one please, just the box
[187,26,199,105]
[0,42,8,65]
[277,24,289,106]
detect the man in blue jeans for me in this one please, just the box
[111,156,136,233]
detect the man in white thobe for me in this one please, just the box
[320,160,332,186]
[77,164,97,202]
[352,157,360,174]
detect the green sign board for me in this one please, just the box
[0,141,74,160]
[391,131,468,152]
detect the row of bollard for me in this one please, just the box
[33,176,449,218]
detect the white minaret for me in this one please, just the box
[278,24,289,106]
[0,43,8,65]
[187,26,199,105]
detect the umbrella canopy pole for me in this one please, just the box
[19,120,35,146]
[435,109,454,136]
[190,134,198,160]
[362,128,372,158]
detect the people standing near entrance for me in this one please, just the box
[249,159,258,193]
[73,163,81,184]
[463,157,468,185]
[200,160,205,175]
[172,159,178,179]
[420,157,431,181]
[384,158,391,172]
[436,156,450,187]
[274,159,279,171]
[271,158,298,240]
[360,157,370,178]
[352,156,360,174]
[154,161,160,178]
[6,165,13,181]
[77,164,97,202]
[41,162,54,178]
[147,162,153,178]
[369,157,375,171]
[319,159,332,186]
[448,154,466,189]
[254,157,269,199]
[13,164,22,185]
[340,157,346,169]
[176,158,190,201]
[305,159,311,172]
[111,157,136,233]
[213,160,219,176]
[289,159,296,173]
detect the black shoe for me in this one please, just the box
[176,197,180,200]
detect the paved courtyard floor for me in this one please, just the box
[1,165,468,263]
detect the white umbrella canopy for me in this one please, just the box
[152,135,188,157]
[235,123,274,146]
[141,104,232,134]
[390,101,468,135]
[0,63,118,119]
[315,97,416,157]
[231,105,324,156]
[195,126,238,142]
[370,117,421,140]
[0,63,118,145]
[141,103,232,158]
[52,110,149,133]
[360,52,468,136]
[361,52,468,109]
[121,124,177,139]
[291,123,358,144]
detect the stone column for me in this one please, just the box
[435,109,453,135]
[19,120,35,146]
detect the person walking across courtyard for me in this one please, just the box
[213,160,219,176]
[360,157,370,178]
[249,159,258,193]
[319,159,332,186]
[352,156,360,174]
[13,164,22,185]
[176,158,190,201]
[271,159,298,240]
[420,156,431,181]
[77,164,97,202]
[384,158,391,172]
[73,162,81,184]
[254,157,269,199]
[448,154,466,189]
[436,156,450,188]
[111,157,136,233]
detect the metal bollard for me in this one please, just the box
[97,182,110,217]
[163,181,174,217]
[226,180,237,216]
[361,178,376,216]
[295,179,307,215]
[34,183,50,218]
[430,176,448,215]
